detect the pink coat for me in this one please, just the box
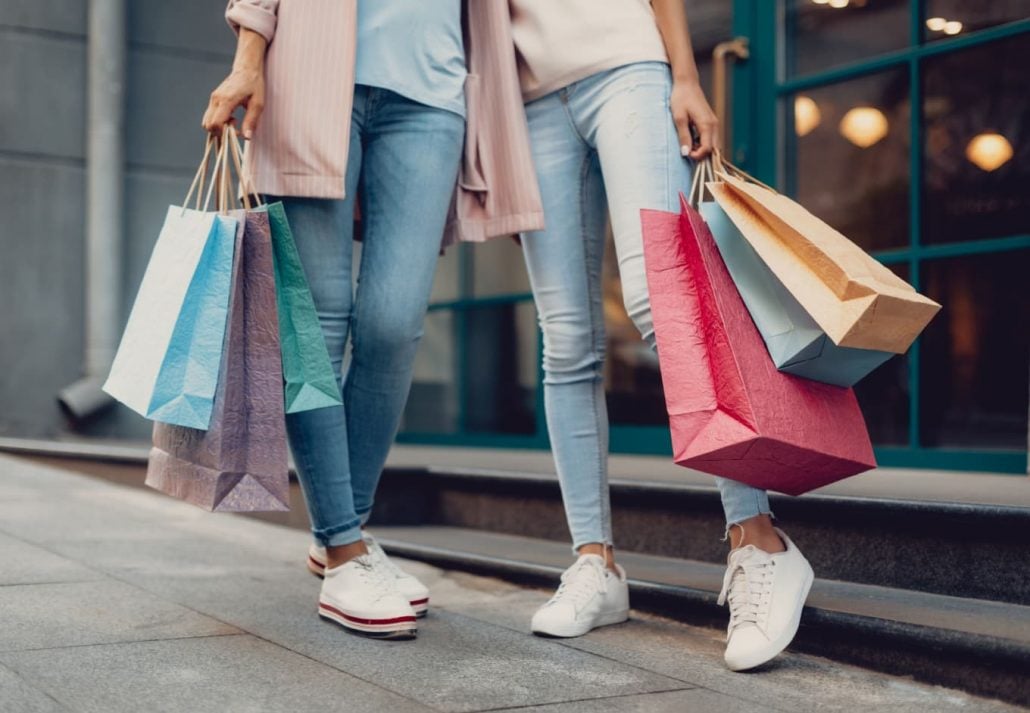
[225,0,545,245]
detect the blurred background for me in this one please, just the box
[0,0,1027,476]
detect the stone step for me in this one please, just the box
[372,525,1030,708]
[373,465,1030,606]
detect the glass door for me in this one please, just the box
[733,0,1030,472]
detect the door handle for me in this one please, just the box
[712,37,750,157]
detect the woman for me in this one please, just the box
[203,0,543,640]
[509,0,814,671]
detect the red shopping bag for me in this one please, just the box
[641,196,876,495]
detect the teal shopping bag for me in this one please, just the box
[264,201,342,413]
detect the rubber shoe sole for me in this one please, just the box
[318,599,417,640]
[532,608,630,638]
[309,553,429,617]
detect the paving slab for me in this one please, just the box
[0,532,99,586]
[0,579,238,652]
[0,663,68,713]
[0,635,429,713]
[501,688,764,712]
[422,567,1025,713]
[119,569,689,713]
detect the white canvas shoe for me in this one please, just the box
[531,554,630,638]
[318,554,417,639]
[308,534,430,616]
[718,529,814,671]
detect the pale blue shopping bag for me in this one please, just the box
[144,212,238,428]
[700,200,891,387]
[105,135,240,429]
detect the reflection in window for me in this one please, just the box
[925,1,1030,42]
[785,0,909,78]
[919,251,1030,449]
[922,33,1030,244]
[787,68,910,251]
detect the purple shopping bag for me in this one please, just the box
[146,210,290,511]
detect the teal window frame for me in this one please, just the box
[400,1,1030,474]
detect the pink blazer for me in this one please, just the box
[225,0,545,245]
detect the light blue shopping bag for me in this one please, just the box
[700,200,891,387]
[144,212,238,429]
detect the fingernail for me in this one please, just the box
[680,145,691,157]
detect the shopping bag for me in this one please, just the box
[147,209,290,512]
[708,157,940,354]
[103,136,238,429]
[641,195,876,494]
[264,201,343,413]
[689,160,892,386]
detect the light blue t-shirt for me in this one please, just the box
[356,1,467,118]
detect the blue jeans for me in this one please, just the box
[520,63,772,550]
[277,86,464,547]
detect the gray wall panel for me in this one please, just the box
[4,0,87,36]
[129,0,234,58]
[0,31,86,159]
[125,50,230,172]
[0,159,85,437]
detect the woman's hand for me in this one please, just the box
[201,27,268,139]
[202,67,265,138]
[671,78,719,160]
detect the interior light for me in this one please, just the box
[840,107,889,148]
[925,17,947,31]
[794,96,821,137]
[811,0,831,4]
[829,0,849,7]
[944,20,963,35]
[966,133,1013,171]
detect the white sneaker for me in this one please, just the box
[308,534,430,617]
[718,528,814,671]
[531,554,630,638]
[318,554,417,639]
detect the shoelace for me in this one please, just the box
[364,536,404,579]
[717,547,776,637]
[547,558,608,613]
[351,555,398,602]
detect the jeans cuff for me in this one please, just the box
[314,519,364,548]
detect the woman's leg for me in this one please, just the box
[521,91,612,556]
[586,62,811,669]
[276,91,365,557]
[345,90,465,523]
[520,90,630,638]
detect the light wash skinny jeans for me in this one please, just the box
[520,62,772,551]
[275,86,464,547]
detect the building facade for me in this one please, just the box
[1,1,1027,473]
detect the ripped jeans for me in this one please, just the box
[520,62,772,551]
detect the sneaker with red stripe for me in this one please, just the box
[308,534,430,617]
[318,554,417,639]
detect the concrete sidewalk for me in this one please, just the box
[0,454,1022,713]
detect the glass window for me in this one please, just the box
[464,301,538,434]
[787,68,911,251]
[602,235,667,427]
[429,244,462,303]
[922,33,1030,245]
[403,310,458,434]
[924,1,1029,42]
[470,237,531,297]
[854,263,911,446]
[784,0,910,78]
[919,250,1030,449]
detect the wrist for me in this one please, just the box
[672,70,701,86]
